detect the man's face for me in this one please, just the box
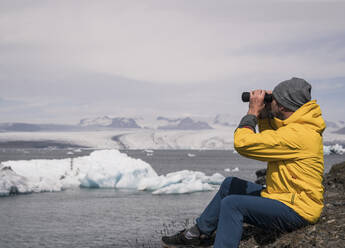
[270,98,284,120]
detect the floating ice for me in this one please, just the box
[0,150,157,194]
[144,149,154,157]
[324,144,345,155]
[138,170,224,194]
[0,150,225,196]
[0,166,32,196]
[187,153,196,157]
[224,167,239,172]
[144,149,154,153]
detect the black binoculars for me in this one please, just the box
[241,92,273,103]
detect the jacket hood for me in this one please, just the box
[274,100,326,134]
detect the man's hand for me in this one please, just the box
[258,90,273,119]
[247,90,266,118]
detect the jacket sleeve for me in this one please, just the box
[234,126,302,162]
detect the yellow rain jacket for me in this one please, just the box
[234,100,326,223]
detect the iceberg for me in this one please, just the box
[0,150,225,196]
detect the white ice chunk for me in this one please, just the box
[152,180,213,194]
[207,173,225,184]
[224,167,239,172]
[0,166,32,196]
[75,150,158,189]
[324,144,345,155]
[144,149,154,153]
[1,150,157,194]
[0,150,225,196]
[138,170,225,194]
[144,149,154,157]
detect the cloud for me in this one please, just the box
[0,0,345,122]
[2,1,345,83]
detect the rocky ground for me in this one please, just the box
[238,161,345,248]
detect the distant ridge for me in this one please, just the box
[79,116,141,129]
[158,117,212,130]
[0,123,78,132]
[0,117,141,132]
[213,114,237,126]
[1,116,343,132]
[335,127,345,134]
[157,116,182,123]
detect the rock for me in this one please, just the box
[255,168,267,178]
[255,168,266,185]
[255,177,266,186]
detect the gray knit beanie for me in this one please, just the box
[272,77,312,111]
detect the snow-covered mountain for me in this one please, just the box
[78,116,212,130]
[79,116,113,127]
[335,127,345,134]
[157,117,212,130]
[0,116,214,132]
[0,123,41,132]
[157,116,182,123]
[79,116,141,129]
[325,120,345,130]
[0,123,79,132]
[323,120,345,136]
[213,114,238,127]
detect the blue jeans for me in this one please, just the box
[196,177,308,248]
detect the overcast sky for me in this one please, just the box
[1,0,345,124]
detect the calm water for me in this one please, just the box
[0,148,344,248]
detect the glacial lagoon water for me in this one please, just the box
[0,148,344,248]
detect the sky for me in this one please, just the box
[1,0,345,124]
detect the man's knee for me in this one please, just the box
[220,176,251,197]
[220,195,242,210]
[219,177,235,197]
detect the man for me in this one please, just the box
[162,77,326,248]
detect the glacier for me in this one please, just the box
[0,150,224,197]
[0,128,344,151]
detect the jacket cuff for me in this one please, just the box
[237,114,257,131]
